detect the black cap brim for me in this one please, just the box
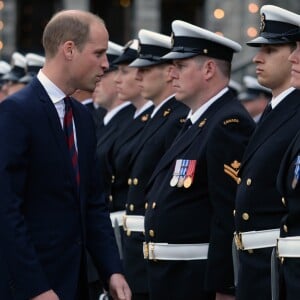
[129,58,169,68]
[247,36,295,47]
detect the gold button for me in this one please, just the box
[133,178,138,185]
[282,197,286,206]
[109,195,113,202]
[242,213,249,221]
[129,204,134,211]
[126,230,131,236]
[149,230,155,237]
[233,209,236,216]
[248,249,254,254]
[145,202,148,209]
[111,175,115,183]
[128,178,132,185]
[152,202,156,209]
[283,224,288,233]
[237,178,241,184]
[246,178,252,186]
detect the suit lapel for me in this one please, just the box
[241,92,300,167]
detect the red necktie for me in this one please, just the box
[63,97,80,186]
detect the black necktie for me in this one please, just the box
[172,118,192,146]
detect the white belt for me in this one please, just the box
[123,215,144,232]
[277,236,300,258]
[110,210,125,228]
[143,242,209,261]
[234,228,280,250]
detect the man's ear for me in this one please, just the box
[203,59,216,80]
[63,41,75,60]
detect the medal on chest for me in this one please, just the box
[170,159,197,188]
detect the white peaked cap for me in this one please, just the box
[247,5,300,46]
[129,30,172,68]
[25,53,45,67]
[163,20,241,61]
[138,29,171,49]
[107,41,123,56]
[0,60,11,75]
[11,52,27,68]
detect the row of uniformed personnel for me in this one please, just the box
[93,4,300,300]
[94,8,254,300]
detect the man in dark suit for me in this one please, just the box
[143,20,255,300]
[234,5,300,300]
[275,21,300,300]
[0,10,131,300]
[121,29,189,300]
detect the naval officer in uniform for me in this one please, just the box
[122,29,189,300]
[233,5,300,300]
[275,16,300,300]
[143,20,255,300]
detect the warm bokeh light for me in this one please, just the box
[0,20,4,30]
[0,40,4,50]
[215,31,224,37]
[248,3,259,14]
[0,1,4,10]
[214,9,225,19]
[247,27,258,37]
[120,0,131,8]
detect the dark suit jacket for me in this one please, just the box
[109,105,154,212]
[144,91,255,299]
[123,97,189,293]
[0,78,122,300]
[234,89,300,300]
[276,116,300,300]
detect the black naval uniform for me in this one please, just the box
[123,97,189,298]
[144,89,255,300]
[234,89,300,300]
[276,127,300,300]
[109,105,154,213]
[96,103,135,199]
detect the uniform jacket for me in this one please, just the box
[109,105,154,212]
[144,90,255,298]
[95,104,135,202]
[0,78,122,300]
[123,97,189,293]
[234,89,300,300]
[276,125,300,300]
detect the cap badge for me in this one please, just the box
[260,13,266,33]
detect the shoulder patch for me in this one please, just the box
[224,160,241,183]
[223,118,240,125]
